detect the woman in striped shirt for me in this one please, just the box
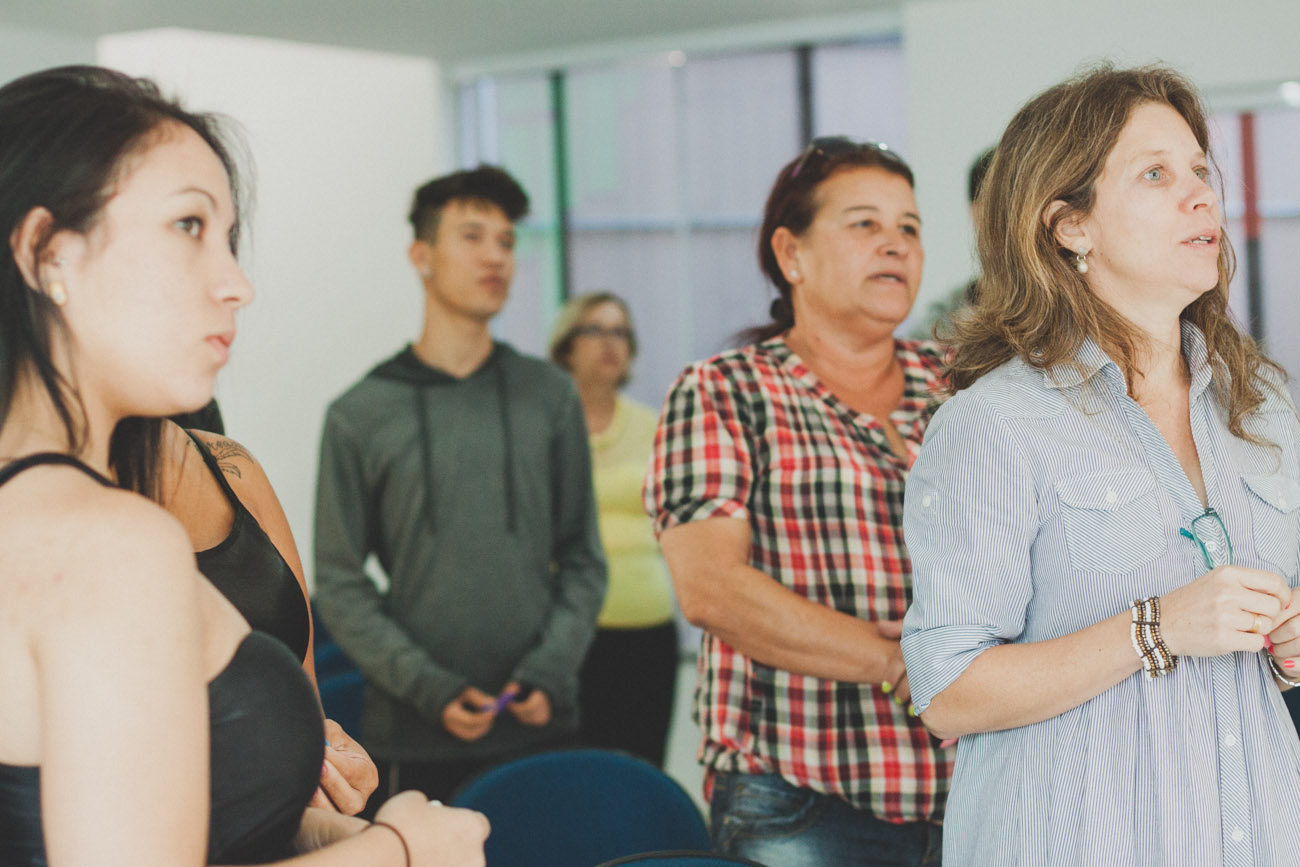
[902,65,1300,865]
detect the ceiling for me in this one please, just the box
[1,0,901,68]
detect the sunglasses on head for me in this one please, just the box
[789,136,910,180]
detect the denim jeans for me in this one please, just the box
[710,772,942,867]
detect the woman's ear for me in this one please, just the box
[9,206,56,291]
[771,226,802,284]
[1043,199,1090,254]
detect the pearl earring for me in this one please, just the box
[47,257,67,305]
[789,269,799,280]
[1075,248,1089,274]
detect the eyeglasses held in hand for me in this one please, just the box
[1179,507,1233,570]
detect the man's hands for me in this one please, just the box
[502,681,550,727]
[441,684,552,741]
[442,687,500,742]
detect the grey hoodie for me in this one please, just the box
[314,342,607,761]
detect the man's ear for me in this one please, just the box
[9,206,56,291]
[407,238,432,279]
[770,226,802,284]
[1043,199,1090,254]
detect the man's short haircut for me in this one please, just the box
[408,164,530,240]
[968,146,996,205]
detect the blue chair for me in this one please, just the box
[451,749,711,867]
[596,851,768,867]
[310,601,365,738]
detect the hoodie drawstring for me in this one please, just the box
[413,385,438,533]
[494,356,518,534]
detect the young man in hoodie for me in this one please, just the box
[314,165,607,804]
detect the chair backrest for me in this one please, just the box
[451,749,711,867]
[595,850,769,867]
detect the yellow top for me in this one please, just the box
[590,396,675,628]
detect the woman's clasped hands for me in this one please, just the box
[1159,565,1300,675]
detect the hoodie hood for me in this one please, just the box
[368,343,504,385]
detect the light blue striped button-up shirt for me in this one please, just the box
[902,323,1300,866]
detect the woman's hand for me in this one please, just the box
[1159,565,1291,657]
[374,791,490,867]
[875,619,911,706]
[1266,599,1300,679]
[308,719,380,815]
[294,807,369,852]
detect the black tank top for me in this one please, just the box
[187,432,311,662]
[0,454,324,865]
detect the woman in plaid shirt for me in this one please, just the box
[645,139,953,865]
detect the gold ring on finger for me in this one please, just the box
[1251,613,1265,634]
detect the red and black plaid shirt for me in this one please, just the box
[645,336,953,822]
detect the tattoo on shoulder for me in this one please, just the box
[207,437,255,479]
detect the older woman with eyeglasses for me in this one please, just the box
[645,139,952,865]
[549,292,679,769]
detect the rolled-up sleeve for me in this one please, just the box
[644,363,753,534]
[901,390,1040,713]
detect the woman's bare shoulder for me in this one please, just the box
[186,429,280,515]
[2,466,198,626]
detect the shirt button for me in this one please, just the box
[1281,498,1289,509]
[1204,539,1219,553]
[922,495,933,508]
[1232,827,1245,842]
[1105,488,1118,504]
[1224,734,1237,747]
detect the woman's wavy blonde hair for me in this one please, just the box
[945,63,1283,440]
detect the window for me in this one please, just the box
[458,38,906,409]
[1211,103,1300,406]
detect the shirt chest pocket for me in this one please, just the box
[1240,474,1300,579]
[1055,470,1167,574]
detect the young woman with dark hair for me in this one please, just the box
[0,65,487,866]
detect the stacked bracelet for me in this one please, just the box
[1130,597,1177,678]
[1267,654,1300,688]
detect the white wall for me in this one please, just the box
[902,0,1300,314]
[98,29,442,587]
[0,21,94,83]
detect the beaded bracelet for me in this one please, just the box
[1138,597,1177,676]
[1130,597,1177,678]
[372,821,411,867]
[1267,654,1300,689]
[1146,597,1178,674]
